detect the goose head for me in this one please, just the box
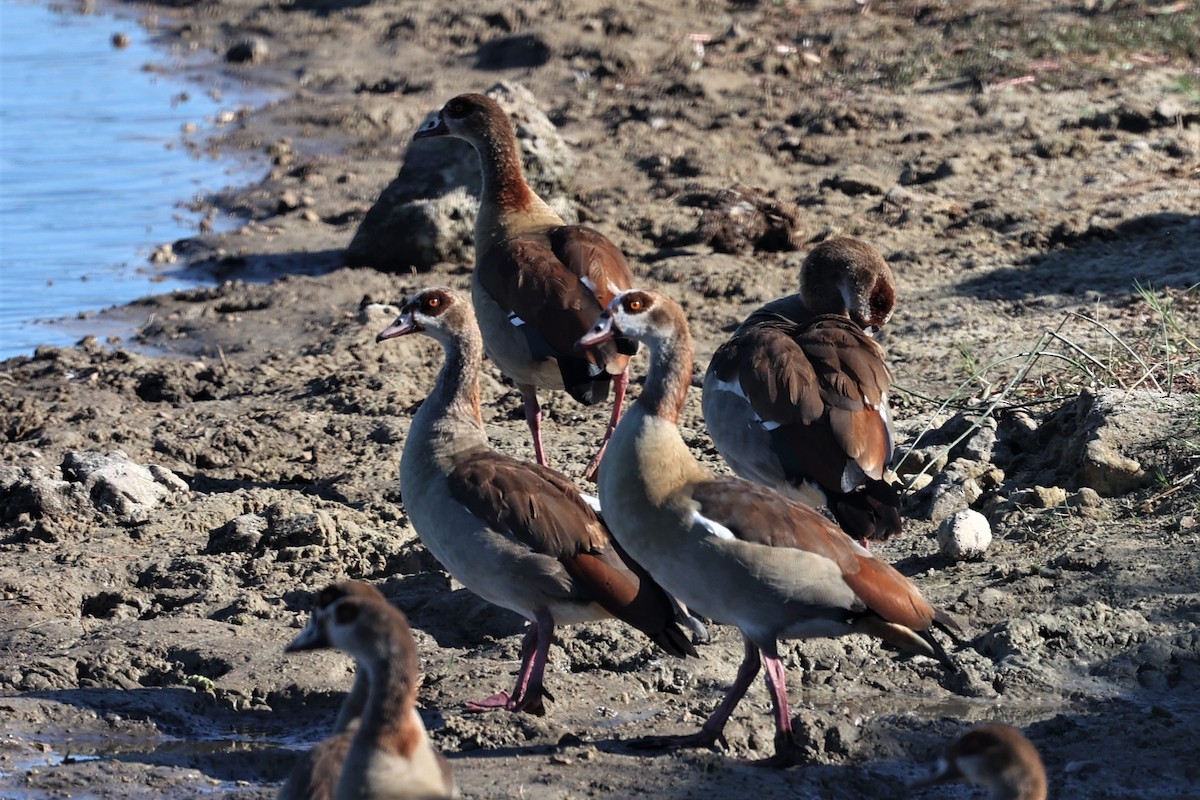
[578,290,679,351]
[799,237,896,334]
[912,723,1047,800]
[413,93,505,147]
[376,288,472,348]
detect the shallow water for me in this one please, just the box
[0,0,258,360]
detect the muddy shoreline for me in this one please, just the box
[2,1,1199,798]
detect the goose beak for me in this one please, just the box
[577,313,617,349]
[376,314,419,343]
[908,757,961,792]
[413,113,448,140]
[285,613,329,653]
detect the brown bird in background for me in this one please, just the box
[703,236,902,544]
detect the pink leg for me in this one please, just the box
[583,369,628,482]
[755,643,805,767]
[519,385,548,466]
[465,610,555,716]
[630,633,760,751]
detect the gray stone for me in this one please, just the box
[61,451,183,519]
[346,81,578,271]
[937,509,992,560]
[208,514,267,554]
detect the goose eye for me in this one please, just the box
[445,100,468,118]
[425,296,442,311]
[627,297,643,312]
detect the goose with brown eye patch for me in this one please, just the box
[375,286,699,718]
[410,91,638,482]
[279,583,457,800]
[912,723,1047,800]
[701,236,903,548]
[577,288,959,768]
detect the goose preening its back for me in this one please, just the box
[702,237,902,545]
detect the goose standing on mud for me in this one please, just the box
[281,583,456,799]
[376,288,695,715]
[411,92,637,480]
[702,237,902,545]
[913,723,1048,800]
[579,289,958,766]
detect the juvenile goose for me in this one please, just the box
[281,588,456,800]
[278,581,386,800]
[702,237,901,544]
[376,287,695,715]
[412,92,637,479]
[294,581,389,734]
[913,723,1048,800]
[579,289,958,766]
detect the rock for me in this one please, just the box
[1069,487,1103,508]
[920,476,967,522]
[1082,439,1145,496]
[821,165,890,196]
[346,81,577,271]
[960,419,998,463]
[0,465,91,523]
[61,451,185,519]
[893,445,948,477]
[225,37,269,64]
[938,509,992,560]
[474,33,553,70]
[207,513,267,554]
[1004,389,1184,496]
[1012,485,1069,509]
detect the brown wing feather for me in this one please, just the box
[715,312,894,488]
[560,550,696,657]
[841,556,938,631]
[446,451,608,557]
[548,226,636,304]
[448,451,695,656]
[479,230,629,371]
[690,479,934,630]
[690,480,859,571]
[278,732,351,800]
[796,315,891,411]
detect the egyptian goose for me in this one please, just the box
[702,237,901,544]
[281,584,456,799]
[376,287,695,715]
[291,580,387,735]
[411,92,637,480]
[578,289,958,766]
[913,723,1048,800]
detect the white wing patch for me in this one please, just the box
[710,377,750,403]
[578,492,602,514]
[692,510,736,541]
[507,312,526,327]
[710,376,778,430]
[580,276,597,294]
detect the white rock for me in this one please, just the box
[938,509,992,560]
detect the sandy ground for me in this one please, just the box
[2,0,1199,798]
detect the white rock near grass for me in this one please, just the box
[938,509,993,560]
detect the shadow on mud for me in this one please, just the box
[955,212,1200,303]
